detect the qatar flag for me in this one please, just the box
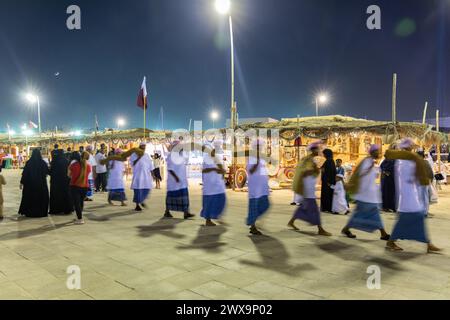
[29,121,38,129]
[137,76,148,110]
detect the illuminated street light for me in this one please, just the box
[315,93,329,117]
[24,93,41,135]
[117,118,126,129]
[215,0,231,15]
[210,110,220,128]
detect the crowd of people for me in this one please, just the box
[0,137,445,254]
[288,138,442,253]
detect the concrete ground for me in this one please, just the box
[0,169,449,300]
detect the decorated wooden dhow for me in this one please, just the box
[224,115,448,189]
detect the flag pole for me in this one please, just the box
[144,97,146,140]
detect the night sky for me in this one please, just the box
[0,0,448,131]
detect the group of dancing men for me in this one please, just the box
[15,136,442,254]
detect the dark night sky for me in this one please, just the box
[0,0,448,131]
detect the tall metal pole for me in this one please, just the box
[315,98,319,117]
[422,102,428,124]
[37,96,42,136]
[392,73,397,124]
[229,15,236,129]
[229,14,238,190]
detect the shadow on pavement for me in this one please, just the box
[136,218,186,239]
[85,210,137,222]
[177,225,227,253]
[0,220,75,240]
[239,235,317,276]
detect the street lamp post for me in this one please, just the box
[215,0,236,129]
[26,93,41,136]
[215,0,238,189]
[315,93,329,117]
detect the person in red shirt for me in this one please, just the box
[68,151,91,225]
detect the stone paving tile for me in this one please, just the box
[191,281,252,300]
[0,281,34,300]
[1,169,450,300]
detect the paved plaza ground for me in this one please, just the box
[0,169,449,300]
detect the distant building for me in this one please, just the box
[226,117,279,127]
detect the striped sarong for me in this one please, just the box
[166,188,190,212]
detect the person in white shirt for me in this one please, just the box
[164,140,194,219]
[332,174,350,214]
[200,141,227,227]
[130,143,154,211]
[341,145,390,241]
[288,141,332,236]
[246,138,271,236]
[107,149,127,206]
[386,138,441,253]
[95,144,108,192]
[85,146,97,201]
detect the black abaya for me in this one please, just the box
[18,150,50,218]
[380,159,396,212]
[49,150,73,215]
[320,150,336,212]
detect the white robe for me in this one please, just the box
[166,152,189,192]
[130,153,154,190]
[353,158,382,204]
[395,159,425,213]
[202,153,226,196]
[332,180,349,214]
[107,161,125,190]
[247,157,270,199]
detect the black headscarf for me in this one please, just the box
[321,148,336,185]
[50,149,69,181]
[21,149,49,186]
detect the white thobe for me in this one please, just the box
[130,153,154,190]
[202,153,226,196]
[247,157,270,199]
[107,161,125,190]
[395,159,425,213]
[166,152,188,192]
[353,158,382,204]
[332,180,349,214]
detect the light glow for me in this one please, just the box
[215,0,231,15]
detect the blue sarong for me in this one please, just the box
[108,189,127,202]
[390,211,429,243]
[201,193,226,220]
[346,201,384,233]
[133,189,150,204]
[86,179,95,198]
[247,196,270,226]
[166,188,190,212]
[294,198,321,226]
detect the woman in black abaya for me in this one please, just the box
[380,156,396,212]
[49,149,73,215]
[320,149,336,213]
[18,149,49,218]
